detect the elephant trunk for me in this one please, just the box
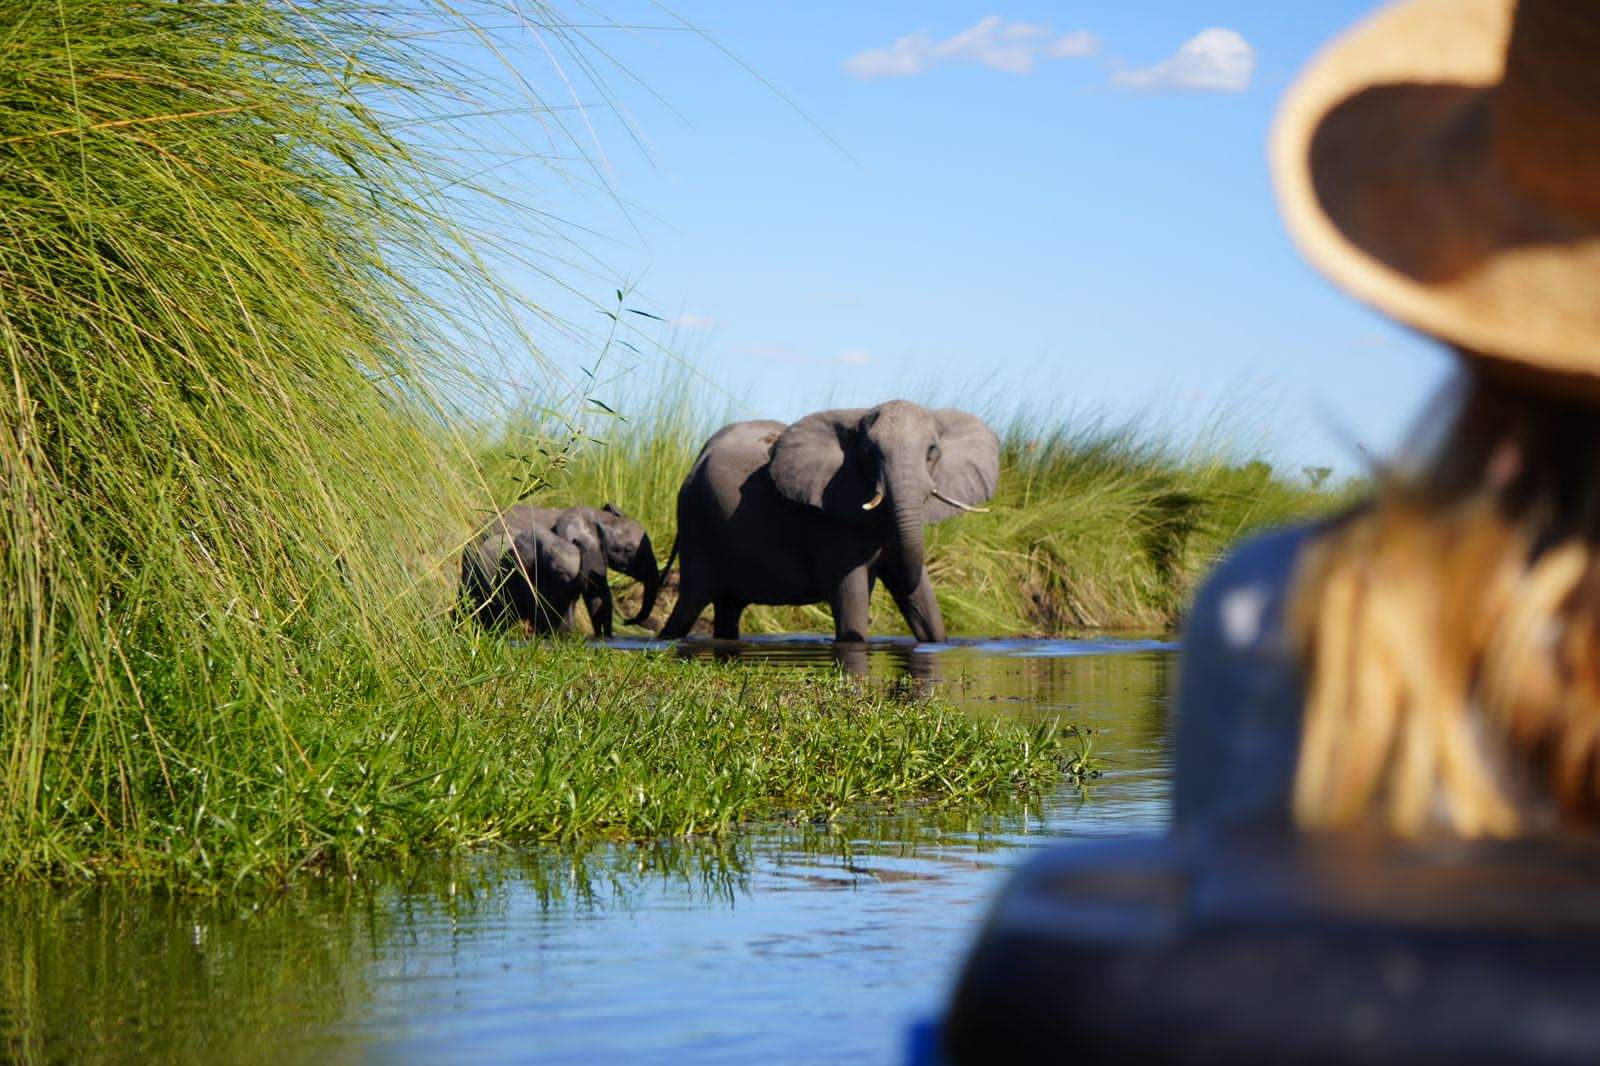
[886,464,928,587]
[884,466,945,643]
[623,536,661,627]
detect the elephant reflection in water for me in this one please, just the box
[657,400,999,644]
[670,640,942,697]
[830,642,942,691]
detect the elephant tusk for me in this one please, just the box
[861,488,885,511]
[931,489,989,514]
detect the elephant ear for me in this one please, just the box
[553,510,606,581]
[928,410,1000,524]
[768,408,872,518]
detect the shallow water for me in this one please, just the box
[0,637,1177,1065]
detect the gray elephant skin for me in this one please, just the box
[461,503,660,636]
[656,400,999,643]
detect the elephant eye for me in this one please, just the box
[927,442,940,464]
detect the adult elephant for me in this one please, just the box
[460,503,660,636]
[656,400,999,643]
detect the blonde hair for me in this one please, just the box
[1291,366,1600,837]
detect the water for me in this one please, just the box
[0,638,1177,1065]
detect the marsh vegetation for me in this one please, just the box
[0,0,1343,887]
[479,393,1348,636]
[0,0,1104,886]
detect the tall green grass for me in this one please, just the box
[924,416,1347,632]
[0,1,1084,885]
[485,389,1353,636]
[0,0,515,879]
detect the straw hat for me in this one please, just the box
[1272,0,1600,387]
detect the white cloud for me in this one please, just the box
[1044,30,1100,59]
[1112,29,1255,93]
[839,350,872,366]
[667,313,717,330]
[845,16,1099,80]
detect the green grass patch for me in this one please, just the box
[12,641,1083,887]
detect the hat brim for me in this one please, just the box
[1272,0,1600,383]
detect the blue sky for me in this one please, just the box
[471,1,1449,475]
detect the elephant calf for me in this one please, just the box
[460,503,660,636]
[657,400,999,643]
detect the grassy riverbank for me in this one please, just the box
[0,0,1092,887]
[14,642,1079,885]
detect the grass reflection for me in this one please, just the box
[0,800,1082,1062]
[0,647,1173,1063]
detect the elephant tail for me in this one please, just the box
[657,535,680,591]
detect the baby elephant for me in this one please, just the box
[460,503,660,636]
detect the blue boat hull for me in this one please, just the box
[939,833,1600,1064]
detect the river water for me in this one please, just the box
[0,637,1177,1064]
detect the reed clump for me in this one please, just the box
[925,419,1347,632]
[0,0,500,879]
[30,641,1079,884]
[0,1,1081,886]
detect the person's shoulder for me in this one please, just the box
[1187,521,1326,654]
[1207,522,1321,592]
[1173,520,1333,829]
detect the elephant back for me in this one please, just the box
[685,420,791,506]
[492,502,562,537]
[509,525,582,591]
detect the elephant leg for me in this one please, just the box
[712,599,744,641]
[886,568,946,644]
[831,564,872,643]
[658,595,708,640]
[585,581,614,638]
[468,585,509,631]
[658,561,711,640]
[531,593,562,635]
